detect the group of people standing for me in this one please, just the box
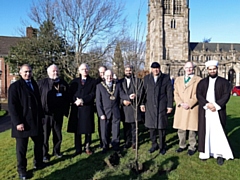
[8,60,234,180]
[173,60,233,166]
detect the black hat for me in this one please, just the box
[151,62,160,68]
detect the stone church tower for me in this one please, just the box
[146,0,240,87]
[146,0,189,76]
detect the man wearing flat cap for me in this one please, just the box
[140,62,173,155]
[196,60,233,165]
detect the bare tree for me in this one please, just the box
[28,0,126,79]
[119,1,146,73]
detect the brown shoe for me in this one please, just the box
[132,144,136,150]
[85,149,92,155]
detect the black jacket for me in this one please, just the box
[8,77,44,138]
[38,78,69,117]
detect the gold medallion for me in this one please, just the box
[110,95,115,100]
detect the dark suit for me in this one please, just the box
[38,78,69,158]
[120,76,143,146]
[8,77,44,175]
[96,81,129,150]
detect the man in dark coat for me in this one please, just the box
[197,60,233,165]
[68,63,96,156]
[140,62,173,155]
[8,64,45,180]
[96,70,134,153]
[96,65,107,148]
[38,64,69,162]
[120,65,143,150]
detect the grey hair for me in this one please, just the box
[20,64,32,72]
[79,63,90,71]
[47,64,58,74]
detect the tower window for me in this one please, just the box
[171,19,176,29]
[174,0,182,14]
[164,0,171,14]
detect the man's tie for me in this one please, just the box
[27,81,34,90]
[81,79,86,85]
[184,76,191,84]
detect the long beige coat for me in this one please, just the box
[173,75,201,131]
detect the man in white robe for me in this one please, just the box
[196,60,233,165]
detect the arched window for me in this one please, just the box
[178,67,184,76]
[228,69,236,87]
[171,19,176,29]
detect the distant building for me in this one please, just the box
[146,0,240,86]
[0,27,37,98]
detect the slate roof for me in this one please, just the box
[190,42,240,52]
[0,36,22,56]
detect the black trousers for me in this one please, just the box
[97,116,103,146]
[16,134,43,174]
[43,114,63,157]
[100,115,120,151]
[124,122,136,145]
[149,128,166,150]
[74,133,92,153]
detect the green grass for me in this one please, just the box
[0,109,7,117]
[0,97,240,180]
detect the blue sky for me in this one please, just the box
[1,0,240,43]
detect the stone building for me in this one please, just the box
[146,0,240,86]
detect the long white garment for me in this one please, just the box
[199,77,234,160]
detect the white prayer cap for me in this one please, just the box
[205,60,218,68]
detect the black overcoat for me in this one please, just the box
[67,76,96,134]
[142,73,173,129]
[119,76,143,123]
[8,77,44,138]
[196,76,231,152]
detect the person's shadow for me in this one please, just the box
[226,115,240,158]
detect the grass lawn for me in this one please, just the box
[0,109,7,117]
[0,97,240,180]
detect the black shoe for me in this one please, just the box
[148,146,158,153]
[54,153,63,158]
[175,147,186,153]
[123,143,132,149]
[19,174,27,180]
[72,151,82,157]
[33,162,47,170]
[43,156,50,162]
[102,148,108,154]
[217,157,224,165]
[159,148,166,155]
[187,149,196,156]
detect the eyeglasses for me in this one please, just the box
[24,71,32,73]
